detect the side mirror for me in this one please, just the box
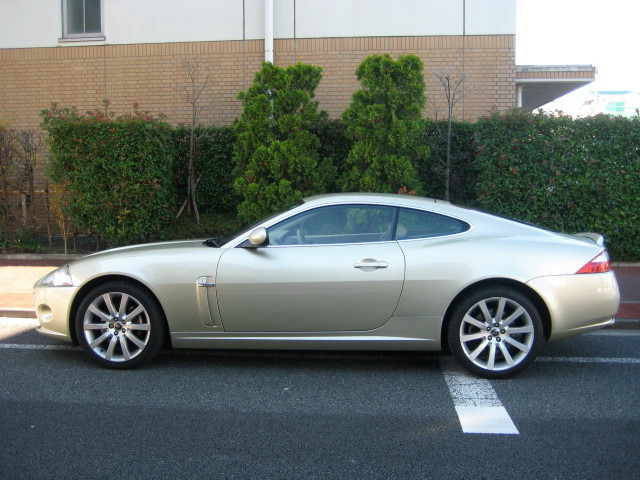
[248,227,269,247]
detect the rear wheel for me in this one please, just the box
[75,281,166,369]
[448,286,543,379]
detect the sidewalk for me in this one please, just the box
[0,254,638,328]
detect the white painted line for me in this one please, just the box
[588,330,640,337]
[537,356,640,364]
[0,343,77,351]
[440,357,519,435]
[455,406,520,434]
[0,318,38,326]
[1,341,639,366]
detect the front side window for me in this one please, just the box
[267,205,396,246]
[396,208,469,240]
[62,0,103,39]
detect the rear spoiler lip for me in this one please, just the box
[575,232,605,247]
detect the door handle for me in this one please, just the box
[354,259,388,269]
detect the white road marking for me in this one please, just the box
[439,357,519,435]
[588,330,640,337]
[0,318,38,326]
[0,343,77,351]
[1,337,639,366]
[536,356,640,364]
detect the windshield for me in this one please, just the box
[204,203,302,247]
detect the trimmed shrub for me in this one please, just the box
[163,210,242,241]
[475,110,640,260]
[172,125,237,213]
[341,54,428,193]
[41,103,175,245]
[11,226,42,253]
[0,226,9,252]
[233,62,328,223]
[422,119,478,204]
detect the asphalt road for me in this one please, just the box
[1,319,639,480]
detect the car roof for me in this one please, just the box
[302,193,554,239]
[303,193,448,208]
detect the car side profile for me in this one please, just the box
[34,193,620,378]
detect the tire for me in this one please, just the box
[447,286,543,379]
[75,281,166,369]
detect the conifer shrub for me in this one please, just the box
[233,62,328,222]
[341,54,428,193]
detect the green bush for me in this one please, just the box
[341,54,428,193]
[421,119,478,204]
[163,210,242,241]
[41,103,175,246]
[11,226,42,253]
[313,118,352,192]
[233,62,328,223]
[0,226,9,252]
[475,110,640,260]
[172,125,237,213]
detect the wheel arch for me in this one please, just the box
[68,274,170,347]
[440,277,552,352]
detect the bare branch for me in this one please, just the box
[175,56,218,224]
[429,66,473,201]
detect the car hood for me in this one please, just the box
[66,239,225,288]
[79,239,214,261]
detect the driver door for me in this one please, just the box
[215,204,405,332]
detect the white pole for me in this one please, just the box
[265,0,274,63]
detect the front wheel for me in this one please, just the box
[75,281,166,369]
[447,286,543,379]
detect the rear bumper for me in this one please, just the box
[527,271,620,341]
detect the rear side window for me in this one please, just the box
[396,208,470,240]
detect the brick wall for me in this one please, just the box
[1,34,515,130]
[0,34,515,235]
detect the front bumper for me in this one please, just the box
[33,286,78,343]
[527,271,620,340]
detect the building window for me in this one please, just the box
[605,102,625,113]
[62,0,104,40]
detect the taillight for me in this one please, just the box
[576,251,611,274]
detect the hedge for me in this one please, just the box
[421,119,478,204]
[172,125,237,213]
[41,104,175,245]
[475,110,640,260]
[37,102,639,261]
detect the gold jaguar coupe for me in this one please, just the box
[34,193,620,378]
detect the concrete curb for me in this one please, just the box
[0,308,37,319]
[0,254,84,261]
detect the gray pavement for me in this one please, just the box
[1,324,639,479]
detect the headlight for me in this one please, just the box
[37,265,74,287]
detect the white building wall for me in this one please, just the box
[0,0,62,48]
[465,0,516,35]
[0,0,515,49]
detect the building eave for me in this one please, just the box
[516,65,596,110]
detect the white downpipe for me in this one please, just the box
[516,85,523,108]
[265,0,274,63]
